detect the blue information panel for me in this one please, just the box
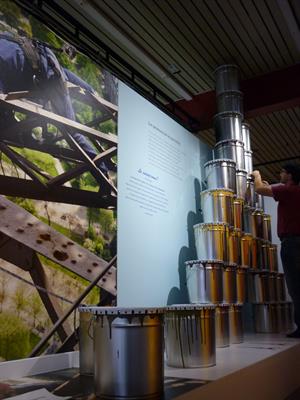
[117,83,211,306]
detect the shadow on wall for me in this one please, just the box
[167,178,205,305]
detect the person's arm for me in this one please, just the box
[252,170,273,197]
[63,68,96,94]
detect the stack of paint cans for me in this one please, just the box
[246,201,294,333]
[187,65,245,349]
[191,64,292,342]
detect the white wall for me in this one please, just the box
[117,82,211,307]
[263,196,283,272]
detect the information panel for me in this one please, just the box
[118,83,211,306]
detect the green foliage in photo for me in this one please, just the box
[6,196,37,216]
[0,313,30,360]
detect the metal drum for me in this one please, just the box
[236,169,248,199]
[214,111,243,142]
[233,197,244,230]
[245,177,256,207]
[251,209,264,238]
[228,227,241,265]
[275,272,286,301]
[241,233,253,268]
[262,214,272,242]
[251,237,263,270]
[244,150,253,174]
[229,303,244,344]
[165,305,216,368]
[79,306,96,376]
[214,139,245,170]
[93,307,164,399]
[201,189,234,225]
[194,222,229,262]
[276,302,287,332]
[243,206,255,235]
[255,193,265,211]
[253,303,279,333]
[241,122,251,151]
[214,64,240,95]
[261,240,271,270]
[253,271,270,302]
[285,302,294,331]
[215,304,230,348]
[269,272,277,302]
[247,269,256,303]
[216,90,243,114]
[204,159,236,192]
[269,244,278,272]
[223,262,237,303]
[185,260,223,304]
[236,266,248,303]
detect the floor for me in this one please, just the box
[165,333,300,381]
[1,334,300,400]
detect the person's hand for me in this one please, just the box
[262,180,269,186]
[251,170,260,178]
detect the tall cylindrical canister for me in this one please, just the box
[247,269,256,303]
[216,90,243,114]
[201,189,234,225]
[223,262,237,303]
[269,244,279,272]
[185,260,223,304]
[252,237,263,270]
[215,304,230,348]
[214,64,240,95]
[240,233,253,268]
[79,306,95,376]
[275,272,286,302]
[241,122,251,151]
[277,302,286,333]
[214,111,243,142]
[262,214,272,242]
[204,159,236,192]
[214,139,245,170]
[236,169,248,200]
[244,150,253,175]
[229,303,244,343]
[255,193,265,211]
[269,272,277,302]
[165,305,216,368]
[254,271,270,302]
[233,197,244,230]
[194,222,229,262]
[286,302,294,331]
[261,240,271,270]
[228,227,241,265]
[253,303,276,333]
[93,307,164,399]
[245,176,256,207]
[243,206,255,235]
[236,266,248,303]
[251,209,264,238]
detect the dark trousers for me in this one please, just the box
[280,237,300,329]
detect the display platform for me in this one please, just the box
[0,334,299,400]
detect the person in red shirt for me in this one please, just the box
[252,164,300,338]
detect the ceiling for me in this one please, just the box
[17,0,300,183]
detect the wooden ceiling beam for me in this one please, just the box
[174,64,300,131]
